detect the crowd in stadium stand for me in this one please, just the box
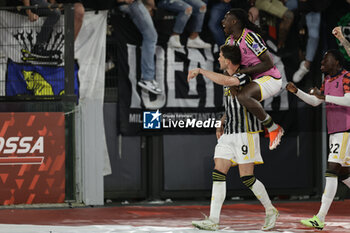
[2,0,350,92]
[106,0,350,93]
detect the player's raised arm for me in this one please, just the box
[188,68,240,86]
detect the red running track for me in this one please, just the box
[0,200,349,232]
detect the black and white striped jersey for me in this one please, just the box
[223,86,263,134]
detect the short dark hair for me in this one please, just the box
[220,45,241,65]
[326,49,345,67]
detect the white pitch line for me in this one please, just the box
[0,224,295,233]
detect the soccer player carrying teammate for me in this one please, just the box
[222,8,284,150]
[188,45,279,231]
[286,50,350,230]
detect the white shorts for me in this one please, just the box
[253,76,282,101]
[328,132,350,167]
[214,133,263,166]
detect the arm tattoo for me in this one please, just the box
[341,38,350,57]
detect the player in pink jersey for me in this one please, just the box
[287,49,350,230]
[221,8,283,150]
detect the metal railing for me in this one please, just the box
[0,4,77,202]
[0,4,76,101]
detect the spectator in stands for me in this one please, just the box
[248,6,259,25]
[54,0,84,40]
[286,0,323,83]
[118,0,161,94]
[322,0,349,55]
[251,0,294,52]
[22,0,61,56]
[333,26,350,57]
[157,0,211,48]
[208,0,231,47]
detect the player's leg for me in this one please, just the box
[300,162,340,230]
[192,158,231,231]
[236,77,283,150]
[210,158,232,222]
[301,132,346,229]
[317,163,340,222]
[339,167,350,188]
[239,163,275,213]
[339,138,350,188]
[236,81,266,120]
[192,134,233,231]
[235,132,278,230]
[239,163,278,230]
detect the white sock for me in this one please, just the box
[209,181,226,223]
[342,177,350,188]
[250,179,274,213]
[262,114,278,132]
[317,177,338,222]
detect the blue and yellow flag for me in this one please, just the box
[6,59,79,97]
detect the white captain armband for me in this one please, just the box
[233,73,251,86]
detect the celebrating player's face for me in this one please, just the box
[221,13,234,36]
[321,53,337,74]
[218,52,228,70]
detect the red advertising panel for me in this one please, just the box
[0,112,65,205]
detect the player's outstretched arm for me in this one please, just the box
[333,27,350,57]
[187,68,240,86]
[309,85,350,107]
[286,82,323,107]
[187,68,200,82]
[325,93,350,107]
